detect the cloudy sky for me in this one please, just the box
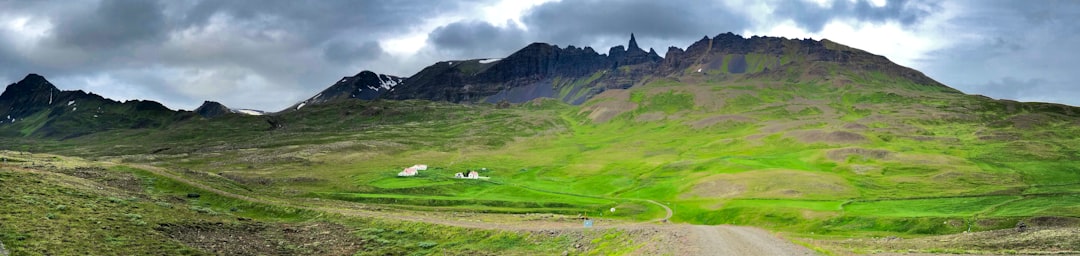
[1,0,1078,111]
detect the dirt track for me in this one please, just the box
[687,225,814,256]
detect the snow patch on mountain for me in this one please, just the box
[377,75,399,90]
[283,71,405,112]
[479,58,501,64]
[232,109,265,115]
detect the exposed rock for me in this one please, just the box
[0,74,186,138]
[284,71,403,112]
[378,32,961,105]
[385,34,663,104]
[194,101,230,118]
[827,148,892,161]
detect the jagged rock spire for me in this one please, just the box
[628,33,641,52]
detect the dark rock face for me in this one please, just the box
[194,101,231,118]
[0,74,59,121]
[385,34,664,104]
[0,74,186,137]
[363,32,954,105]
[286,71,403,111]
[385,42,619,103]
[614,33,663,66]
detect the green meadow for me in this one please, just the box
[2,67,1079,254]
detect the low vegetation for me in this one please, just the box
[2,67,1079,254]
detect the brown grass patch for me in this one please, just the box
[579,89,636,123]
[819,226,1080,255]
[826,148,892,162]
[786,130,867,144]
[635,112,667,122]
[842,123,868,130]
[684,170,856,199]
[157,221,361,256]
[689,115,755,129]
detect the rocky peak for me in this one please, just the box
[194,100,230,118]
[285,70,404,112]
[0,74,59,102]
[609,33,662,66]
[628,33,642,52]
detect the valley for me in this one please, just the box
[2,33,1079,255]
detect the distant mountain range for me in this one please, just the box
[0,32,1067,139]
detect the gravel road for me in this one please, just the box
[686,225,815,256]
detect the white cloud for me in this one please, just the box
[744,2,960,70]
[0,14,51,48]
[481,0,557,29]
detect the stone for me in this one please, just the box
[0,238,8,256]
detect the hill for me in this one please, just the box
[0,74,190,139]
[2,32,1080,255]
[382,32,955,105]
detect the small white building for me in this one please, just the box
[398,167,418,177]
[454,172,465,178]
[411,164,428,171]
[467,171,479,179]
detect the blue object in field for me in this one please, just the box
[583,219,594,228]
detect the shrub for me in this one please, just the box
[417,241,438,249]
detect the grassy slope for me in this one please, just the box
[0,152,630,255]
[2,67,1079,253]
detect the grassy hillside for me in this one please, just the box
[2,66,1079,254]
[0,151,640,255]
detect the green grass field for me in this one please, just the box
[2,67,1080,254]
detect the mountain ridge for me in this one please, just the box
[381,32,955,105]
[0,32,1075,139]
[284,71,404,112]
[0,74,186,138]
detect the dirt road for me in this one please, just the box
[687,225,815,255]
[643,199,673,222]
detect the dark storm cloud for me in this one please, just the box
[50,0,167,50]
[917,0,1080,106]
[0,0,491,110]
[773,0,941,32]
[323,41,385,65]
[2,0,1079,109]
[521,0,749,48]
[173,0,485,42]
[427,20,528,59]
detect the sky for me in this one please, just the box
[1,0,1078,111]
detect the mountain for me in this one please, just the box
[383,33,664,104]
[380,32,952,105]
[193,101,231,118]
[194,101,267,118]
[285,71,404,112]
[0,74,189,138]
